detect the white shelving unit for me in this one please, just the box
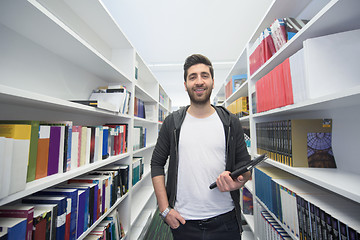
[0,0,171,239]
[215,0,360,239]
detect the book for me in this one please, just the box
[0,217,27,240]
[0,120,40,182]
[242,187,253,215]
[35,125,51,180]
[89,91,127,113]
[85,127,92,165]
[304,29,360,99]
[21,203,57,240]
[79,127,87,167]
[0,137,13,199]
[35,188,78,240]
[102,126,109,160]
[58,183,97,227]
[88,126,96,163]
[99,165,124,199]
[256,119,335,167]
[67,176,106,220]
[88,171,115,208]
[32,205,52,240]
[22,196,67,240]
[0,205,34,240]
[270,18,287,52]
[47,126,62,176]
[0,124,31,194]
[83,174,111,214]
[70,126,82,170]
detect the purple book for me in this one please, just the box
[47,126,61,176]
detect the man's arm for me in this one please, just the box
[152,175,169,212]
[152,175,186,228]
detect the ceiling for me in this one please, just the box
[103,0,273,109]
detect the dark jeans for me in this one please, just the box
[171,209,241,240]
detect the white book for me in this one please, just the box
[0,137,13,199]
[7,127,31,195]
[93,127,99,162]
[97,126,103,161]
[71,131,79,170]
[90,92,127,113]
[289,48,307,104]
[80,127,87,166]
[58,126,65,174]
[304,29,360,99]
[85,127,92,165]
[144,104,157,121]
[133,127,142,151]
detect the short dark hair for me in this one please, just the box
[183,54,214,81]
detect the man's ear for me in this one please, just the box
[184,81,187,91]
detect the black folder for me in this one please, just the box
[209,154,267,189]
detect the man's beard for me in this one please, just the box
[186,85,212,105]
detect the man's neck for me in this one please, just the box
[187,103,215,119]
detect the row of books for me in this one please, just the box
[259,210,291,240]
[132,157,144,186]
[133,126,146,151]
[83,209,125,240]
[256,119,336,168]
[255,55,294,113]
[0,121,128,199]
[0,165,129,240]
[159,108,166,123]
[255,166,360,240]
[240,187,253,215]
[80,85,131,114]
[226,96,249,118]
[249,17,308,75]
[225,74,247,99]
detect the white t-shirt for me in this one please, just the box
[174,111,234,220]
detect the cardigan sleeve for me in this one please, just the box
[151,115,172,178]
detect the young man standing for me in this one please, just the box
[151,54,251,239]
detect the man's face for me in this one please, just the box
[184,63,214,105]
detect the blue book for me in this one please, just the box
[59,183,98,226]
[66,125,72,172]
[35,188,78,240]
[22,196,67,240]
[102,126,109,159]
[0,217,27,240]
[57,185,89,236]
[76,190,86,238]
[69,175,109,217]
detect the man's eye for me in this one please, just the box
[202,74,209,78]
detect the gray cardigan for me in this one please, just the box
[151,105,251,231]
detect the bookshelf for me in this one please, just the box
[0,0,171,239]
[215,0,360,239]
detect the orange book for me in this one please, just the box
[35,125,50,179]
